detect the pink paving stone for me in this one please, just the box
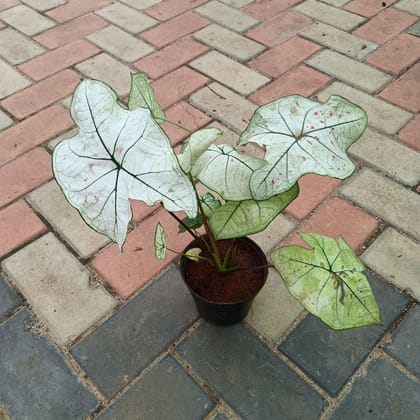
[1,69,81,119]
[283,197,379,252]
[18,40,100,81]
[246,10,312,47]
[130,200,159,224]
[396,115,420,151]
[161,101,212,145]
[133,38,209,80]
[90,209,193,299]
[250,64,331,105]
[365,34,420,76]
[353,8,418,45]
[0,105,73,166]
[379,63,420,112]
[0,22,5,29]
[0,148,52,208]
[249,36,321,78]
[0,200,47,258]
[46,0,112,23]
[152,66,209,110]
[285,174,342,221]
[344,0,398,17]
[139,11,209,48]
[145,0,208,21]
[245,0,303,20]
[0,0,19,12]
[34,14,108,49]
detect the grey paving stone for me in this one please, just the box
[394,0,420,17]
[330,358,420,419]
[0,274,21,319]
[176,323,326,419]
[408,21,420,37]
[71,268,198,399]
[97,355,214,419]
[0,309,98,419]
[279,271,408,396]
[385,305,420,376]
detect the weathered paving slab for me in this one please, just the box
[340,168,420,241]
[0,274,21,319]
[97,355,214,419]
[71,268,198,399]
[362,228,420,301]
[279,272,408,396]
[385,305,420,376]
[0,309,98,419]
[2,233,117,345]
[329,358,420,419]
[176,323,326,419]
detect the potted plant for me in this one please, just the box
[52,73,381,329]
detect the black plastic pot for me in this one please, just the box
[180,236,268,326]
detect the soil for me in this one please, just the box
[182,237,267,303]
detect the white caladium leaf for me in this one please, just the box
[128,72,165,121]
[53,79,197,249]
[154,222,166,260]
[193,144,267,200]
[178,127,222,172]
[272,234,381,330]
[209,183,299,239]
[240,95,368,200]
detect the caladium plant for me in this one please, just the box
[52,72,381,330]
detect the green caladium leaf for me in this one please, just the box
[128,72,165,121]
[179,193,221,233]
[209,183,299,240]
[240,95,367,200]
[53,79,197,249]
[193,144,267,200]
[154,222,166,260]
[178,127,222,172]
[271,234,381,330]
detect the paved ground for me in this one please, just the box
[0,0,419,418]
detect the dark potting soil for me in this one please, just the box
[183,238,267,303]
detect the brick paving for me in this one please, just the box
[0,0,419,418]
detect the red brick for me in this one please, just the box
[161,101,212,145]
[396,115,420,151]
[378,63,420,112]
[353,8,417,44]
[0,148,52,208]
[152,67,209,110]
[344,0,398,17]
[130,200,159,224]
[145,0,208,21]
[0,200,47,258]
[47,0,112,23]
[245,0,303,19]
[250,65,331,105]
[0,105,73,166]
[139,11,209,48]
[0,22,5,29]
[1,69,81,119]
[246,10,312,47]
[90,209,194,299]
[34,14,107,49]
[285,174,342,221]
[133,38,209,80]
[0,0,18,12]
[284,197,379,252]
[18,40,100,81]
[365,34,420,76]
[249,36,321,78]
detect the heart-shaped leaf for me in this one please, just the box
[271,234,381,329]
[154,222,166,260]
[178,127,222,172]
[128,72,165,121]
[209,183,299,239]
[193,144,267,200]
[53,79,197,249]
[240,95,367,200]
